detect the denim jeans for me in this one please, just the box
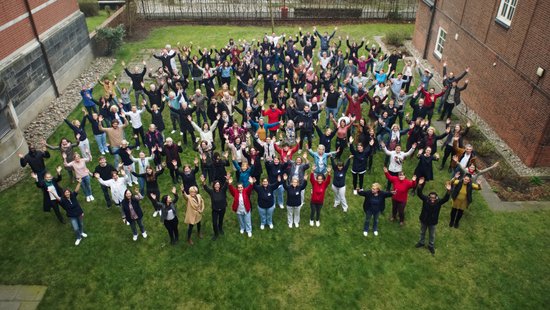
[69,216,84,239]
[137,177,145,196]
[237,211,252,233]
[337,97,348,116]
[196,110,208,126]
[364,210,380,232]
[419,223,436,247]
[80,175,92,197]
[274,185,284,208]
[111,146,121,168]
[129,218,146,236]
[94,133,108,153]
[258,205,275,225]
[325,107,338,127]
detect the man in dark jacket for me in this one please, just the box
[439,80,469,120]
[19,143,50,181]
[415,178,451,255]
[123,60,147,105]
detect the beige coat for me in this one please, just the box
[184,193,205,225]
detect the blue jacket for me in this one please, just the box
[308,149,337,175]
[80,85,95,107]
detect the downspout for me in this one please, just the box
[22,0,59,97]
[422,0,438,59]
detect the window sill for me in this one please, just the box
[422,0,435,8]
[432,51,442,61]
[495,17,511,29]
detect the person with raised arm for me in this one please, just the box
[57,178,88,246]
[383,166,417,226]
[201,175,228,240]
[227,176,254,237]
[120,189,148,241]
[358,183,394,237]
[32,166,65,223]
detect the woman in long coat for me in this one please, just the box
[183,185,205,245]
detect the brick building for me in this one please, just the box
[0,0,92,179]
[412,0,550,167]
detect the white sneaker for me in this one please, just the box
[260,225,265,230]
[295,223,299,228]
[316,221,320,227]
[309,220,314,226]
[136,146,140,150]
[142,231,148,238]
[171,130,176,134]
[180,132,183,136]
[81,232,88,238]
[101,152,106,155]
[269,224,274,229]
[247,232,252,238]
[279,205,284,209]
[153,211,158,217]
[353,190,358,195]
[75,238,81,246]
[374,231,378,236]
[288,224,293,229]
[333,204,338,208]
[90,196,95,201]
[363,231,368,237]
[133,180,139,185]
[126,220,130,226]
[240,229,244,234]
[86,196,90,202]
[133,235,138,241]
[343,208,348,213]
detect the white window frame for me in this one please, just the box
[434,27,446,59]
[496,0,517,27]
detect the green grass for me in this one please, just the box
[1,24,549,309]
[86,10,110,33]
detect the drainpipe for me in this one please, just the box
[422,0,438,59]
[22,0,59,97]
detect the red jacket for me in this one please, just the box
[310,173,331,204]
[274,143,299,162]
[420,88,446,109]
[262,108,285,131]
[228,184,253,212]
[345,93,368,120]
[384,171,416,203]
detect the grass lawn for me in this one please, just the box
[1,24,549,309]
[86,10,110,33]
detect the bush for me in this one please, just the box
[96,25,126,56]
[475,140,496,157]
[529,176,544,186]
[384,31,406,47]
[79,0,99,17]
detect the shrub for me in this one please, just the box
[96,25,126,56]
[79,0,99,17]
[529,176,544,186]
[475,140,496,157]
[384,31,405,47]
[490,161,513,181]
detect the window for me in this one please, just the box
[434,27,446,59]
[496,0,517,27]
[422,0,435,8]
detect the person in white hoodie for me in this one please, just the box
[125,100,146,150]
[189,114,219,147]
[381,141,417,191]
[95,170,129,224]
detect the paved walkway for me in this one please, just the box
[0,285,47,310]
[373,36,550,212]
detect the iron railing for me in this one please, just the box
[136,0,417,21]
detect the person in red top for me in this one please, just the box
[227,176,254,237]
[309,168,331,227]
[274,137,301,163]
[384,167,417,225]
[343,89,368,121]
[262,104,285,137]
[418,85,447,123]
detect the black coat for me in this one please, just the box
[35,174,63,211]
[121,197,144,221]
[59,192,84,218]
[358,190,393,213]
[414,155,438,181]
[417,186,450,225]
[254,182,282,209]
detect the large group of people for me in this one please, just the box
[20,26,498,255]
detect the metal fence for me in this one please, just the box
[136,0,418,21]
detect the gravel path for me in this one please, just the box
[0,57,117,192]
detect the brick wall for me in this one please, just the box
[412,0,550,167]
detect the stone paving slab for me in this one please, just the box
[0,285,47,310]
